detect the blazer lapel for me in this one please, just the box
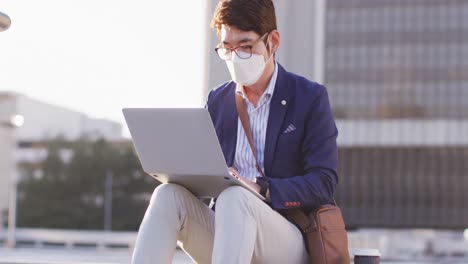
[223,83,238,167]
[264,64,291,176]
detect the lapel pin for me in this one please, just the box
[281,100,287,106]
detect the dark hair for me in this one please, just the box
[211,0,277,38]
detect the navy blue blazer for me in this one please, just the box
[206,63,338,211]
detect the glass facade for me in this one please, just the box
[325,0,468,119]
[325,0,468,228]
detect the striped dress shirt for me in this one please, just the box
[233,62,279,182]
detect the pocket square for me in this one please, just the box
[284,124,296,134]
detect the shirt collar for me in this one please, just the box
[236,61,278,100]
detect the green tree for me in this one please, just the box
[18,137,157,230]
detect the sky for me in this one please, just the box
[0,0,209,137]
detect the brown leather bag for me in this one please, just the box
[287,205,350,264]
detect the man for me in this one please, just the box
[131,0,338,263]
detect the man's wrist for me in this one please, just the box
[255,176,270,197]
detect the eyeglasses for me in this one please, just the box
[215,32,269,61]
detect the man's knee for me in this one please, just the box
[216,186,251,207]
[151,183,188,202]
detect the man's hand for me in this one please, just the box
[228,167,261,194]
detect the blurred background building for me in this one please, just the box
[0,92,122,142]
[325,0,467,119]
[324,0,468,229]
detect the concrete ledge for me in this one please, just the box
[0,228,137,250]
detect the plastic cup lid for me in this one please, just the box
[353,248,381,257]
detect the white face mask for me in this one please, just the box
[226,50,273,86]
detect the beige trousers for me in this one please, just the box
[131,183,309,264]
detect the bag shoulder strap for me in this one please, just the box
[235,94,265,177]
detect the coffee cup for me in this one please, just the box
[353,248,380,264]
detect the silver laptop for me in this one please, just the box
[122,108,265,200]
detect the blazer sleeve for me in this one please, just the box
[268,85,339,210]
